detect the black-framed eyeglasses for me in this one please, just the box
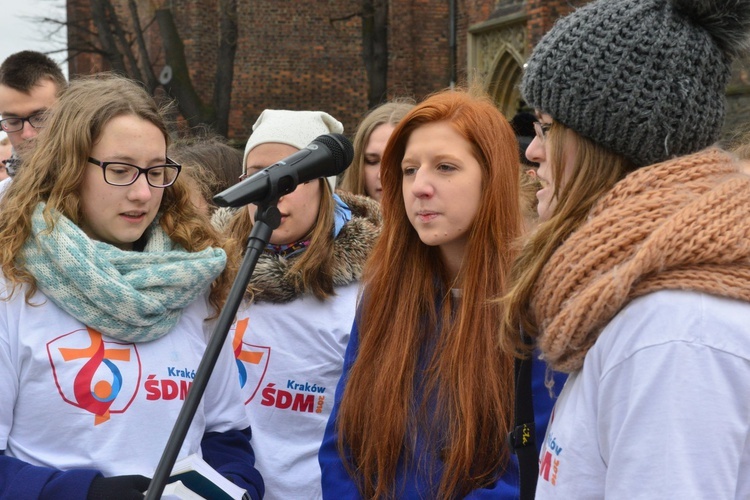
[0,112,48,133]
[88,157,182,188]
[533,121,553,143]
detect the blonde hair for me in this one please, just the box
[339,98,415,196]
[520,166,541,230]
[0,74,234,312]
[728,128,750,175]
[503,122,636,344]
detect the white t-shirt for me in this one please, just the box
[232,283,358,500]
[0,177,10,199]
[536,290,750,499]
[0,277,250,478]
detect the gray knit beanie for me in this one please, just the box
[521,0,750,167]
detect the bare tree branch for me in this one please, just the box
[128,0,160,93]
[104,0,143,80]
[362,0,388,107]
[39,0,243,137]
[213,0,238,136]
[155,8,214,128]
[330,12,362,23]
[89,0,128,74]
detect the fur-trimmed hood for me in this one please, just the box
[212,191,381,303]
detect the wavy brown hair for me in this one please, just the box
[222,178,336,300]
[336,88,522,498]
[503,122,636,346]
[0,74,234,314]
[169,134,244,211]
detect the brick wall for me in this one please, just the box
[67,0,466,143]
[64,0,750,145]
[525,0,584,47]
[65,0,100,75]
[230,0,365,141]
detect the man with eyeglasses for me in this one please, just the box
[0,51,67,197]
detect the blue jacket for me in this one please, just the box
[0,428,264,500]
[319,318,566,499]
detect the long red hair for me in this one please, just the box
[336,88,521,498]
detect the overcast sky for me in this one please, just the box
[0,0,68,78]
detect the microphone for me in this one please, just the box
[213,133,353,207]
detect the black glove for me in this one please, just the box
[87,474,151,500]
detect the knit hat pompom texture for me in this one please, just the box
[521,0,750,167]
[243,109,344,191]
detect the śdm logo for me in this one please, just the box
[232,317,270,404]
[47,327,141,426]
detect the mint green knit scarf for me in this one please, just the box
[20,203,227,342]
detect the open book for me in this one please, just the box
[159,480,205,500]
[150,453,250,500]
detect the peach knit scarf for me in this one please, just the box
[532,148,750,373]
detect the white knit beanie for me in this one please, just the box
[243,109,345,191]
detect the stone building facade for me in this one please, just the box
[66,0,750,145]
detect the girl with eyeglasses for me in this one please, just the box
[0,74,264,499]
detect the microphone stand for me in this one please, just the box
[146,201,281,500]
